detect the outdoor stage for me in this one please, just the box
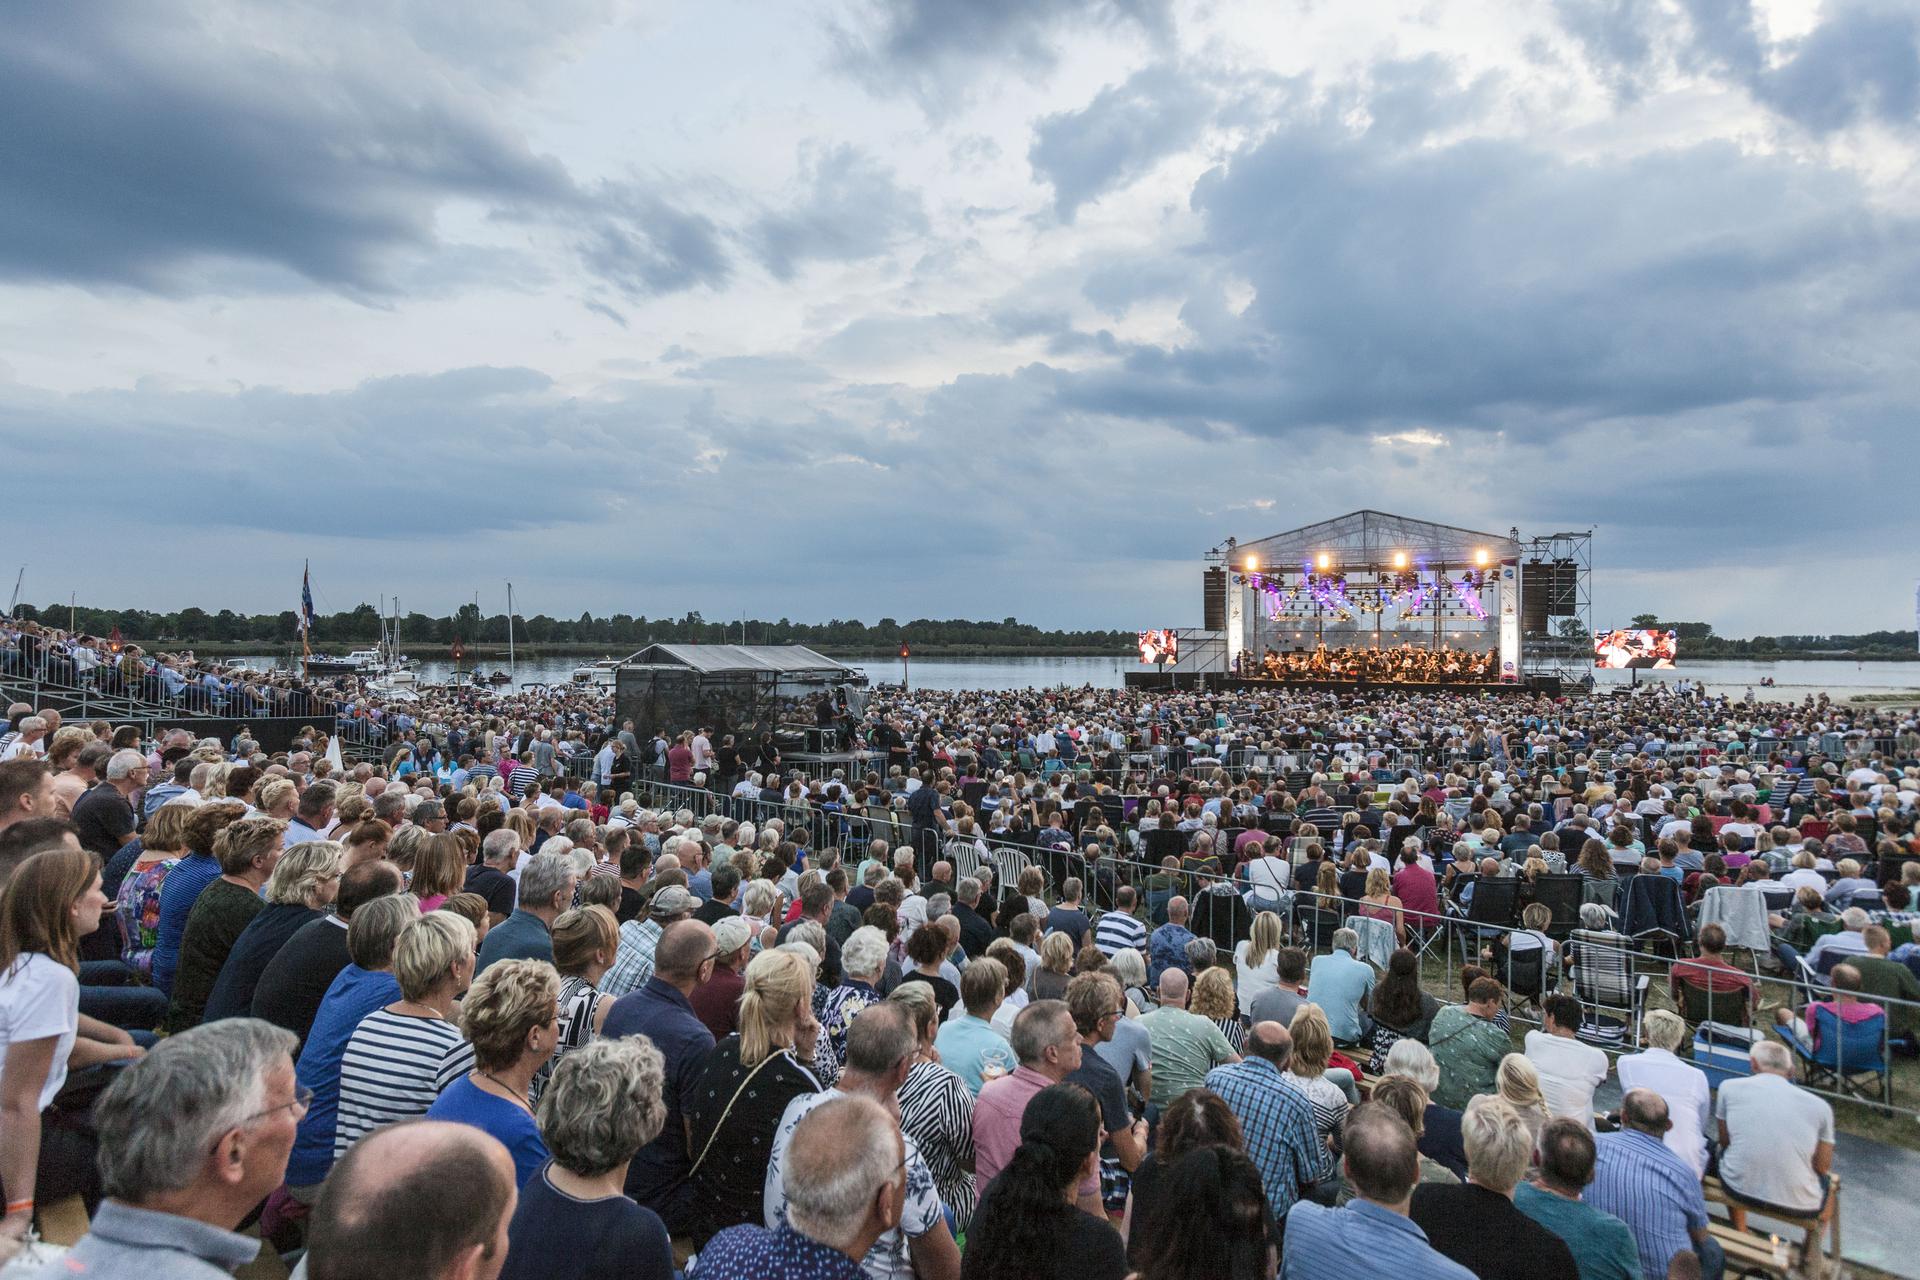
[1124,671,1561,695]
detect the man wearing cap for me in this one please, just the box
[691,915,754,1040]
[600,882,696,997]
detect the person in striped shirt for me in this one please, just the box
[334,911,477,1158]
[1094,886,1149,956]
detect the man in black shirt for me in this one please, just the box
[464,828,521,926]
[1410,1094,1580,1280]
[251,861,402,1051]
[952,877,996,958]
[694,864,741,926]
[71,749,146,860]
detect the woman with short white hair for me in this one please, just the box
[1615,1008,1711,1177]
[501,1036,674,1280]
[815,926,889,1086]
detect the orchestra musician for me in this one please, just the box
[1234,642,1498,685]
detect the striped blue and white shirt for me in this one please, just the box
[1585,1127,1708,1280]
[1094,910,1148,957]
[334,1008,474,1158]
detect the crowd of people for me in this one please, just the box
[0,673,1913,1279]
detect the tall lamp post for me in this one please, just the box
[899,642,910,692]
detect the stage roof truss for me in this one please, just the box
[1228,510,1520,574]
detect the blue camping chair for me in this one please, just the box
[1774,1005,1892,1111]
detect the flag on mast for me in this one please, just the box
[299,562,316,661]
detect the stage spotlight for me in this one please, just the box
[1244,555,1259,572]
[1391,551,1408,570]
[1473,548,1490,567]
[1316,553,1331,571]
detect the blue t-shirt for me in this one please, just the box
[427,1076,549,1188]
[476,910,553,975]
[150,852,220,996]
[285,966,403,1186]
[498,1163,672,1280]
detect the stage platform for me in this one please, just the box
[1125,671,1560,696]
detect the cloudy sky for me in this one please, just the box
[4,0,1915,637]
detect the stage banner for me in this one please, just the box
[1498,559,1520,681]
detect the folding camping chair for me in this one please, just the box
[1775,1006,1893,1111]
[1568,926,1648,1048]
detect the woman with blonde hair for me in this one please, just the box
[337,911,477,1156]
[1357,866,1407,945]
[113,801,192,978]
[202,839,345,1022]
[1283,1003,1349,1189]
[1033,930,1075,1001]
[386,823,426,875]
[1190,965,1245,1053]
[427,956,559,1188]
[410,832,467,912]
[890,980,978,1230]
[255,777,299,823]
[1232,911,1285,1005]
[1496,1052,1550,1156]
[684,947,821,1244]
[550,905,619,1055]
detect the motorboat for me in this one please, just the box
[569,658,621,688]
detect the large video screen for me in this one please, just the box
[1138,629,1179,664]
[1593,628,1677,669]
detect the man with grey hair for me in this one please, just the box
[467,828,521,926]
[475,851,576,974]
[1586,1089,1719,1280]
[700,1096,907,1279]
[286,780,336,847]
[1713,1037,1836,1238]
[1306,927,1376,1044]
[71,746,149,860]
[975,1000,1104,1217]
[764,1004,961,1280]
[47,1018,303,1277]
[0,715,47,761]
[370,788,408,828]
[1411,1095,1580,1279]
[951,876,994,958]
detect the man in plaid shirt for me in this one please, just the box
[1206,1021,1324,1218]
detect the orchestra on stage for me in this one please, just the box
[1234,641,1499,685]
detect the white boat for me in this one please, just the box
[569,659,621,688]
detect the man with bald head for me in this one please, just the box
[1206,1020,1322,1218]
[1139,967,1239,1110]
[1282,1104,1474,1279]
[602,917,717,1232]
[1586,1088,1720,1280]
[302,1120,515,1280]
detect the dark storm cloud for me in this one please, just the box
[1028,66,1213,220]
[829,0,1175,114]
[0,2,728,298]
[748,145,929,281]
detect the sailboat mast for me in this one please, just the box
[507,582,516,677]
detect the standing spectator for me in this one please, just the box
[962,1083,1127,1280]
[333,912,478,1157]
[697,1096,908,1280]
[1427,977,1509,1110]
[427,958,559,1188]
[684,946,822,1244]
[304,1120,517,1280]
[500,1038,675,1280]
[1713,1039,1835,1237]
[1515,1119,1647,1280]
[466,829,523,928]
[476,852,577,974]
[1615,1010,1711,1178]
[41,1019,303,1276]
[890,981,979,1232]
[203,837,344,1023]
[1410,1095,1581,1280]
[1204,1020,1322,1221]
[1586,1090,1720,1280]
[546,906,619,1063]
[1282,1104,1474,1280]
[1139,969,1240,1110]
[0,847,142,1241]
[1523,994,1610,1129]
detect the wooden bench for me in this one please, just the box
[1702,1173,1841,1280]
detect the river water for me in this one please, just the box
[255,654,1919,700]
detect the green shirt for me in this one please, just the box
[1139,1005,1237,1109]
[1514,1182,1643,1280]
[1851,955,1920,1037]
[1427,1005,1509,1110]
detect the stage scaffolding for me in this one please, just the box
[1159,511,1592,687]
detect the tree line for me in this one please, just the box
[1627,616,1918,658]
[12,602,1134,653]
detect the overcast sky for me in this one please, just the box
[4,0,1915,637]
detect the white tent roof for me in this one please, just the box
[619,644,853,675]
